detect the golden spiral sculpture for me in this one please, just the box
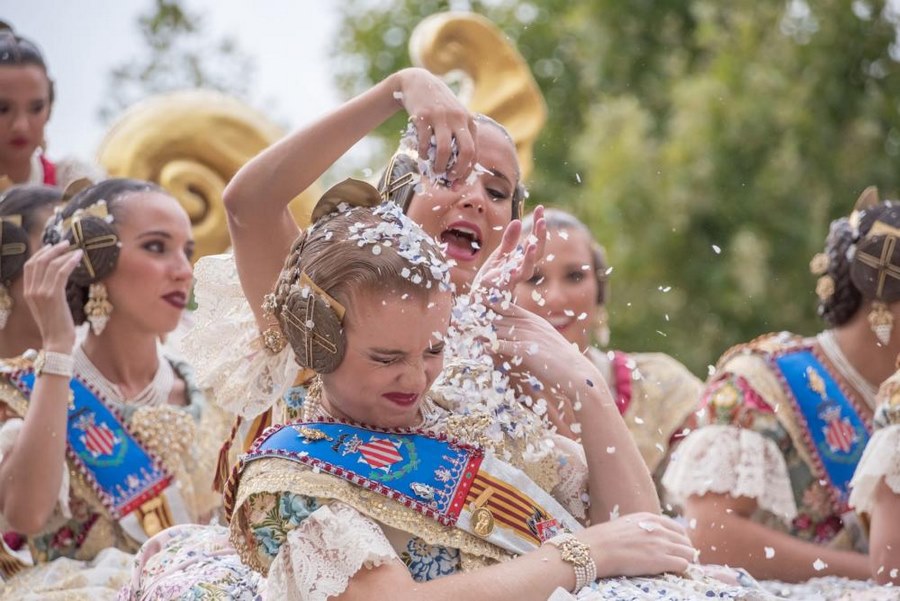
[409,11,547,181]
[97,90,319,261]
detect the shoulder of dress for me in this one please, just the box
[0,351,36,374]
[716,331,806,366]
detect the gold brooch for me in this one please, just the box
[295,426,333,442]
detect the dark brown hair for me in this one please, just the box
[43,178,165,325]
[0,23,54,105]
[0,184,61,287]
[819,201,900,326]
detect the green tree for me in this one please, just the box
[334,0,900,375]
[99,0,255,122]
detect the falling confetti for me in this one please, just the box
[764,547,775,559]
[812,559,827,571]
[712,244,721,254]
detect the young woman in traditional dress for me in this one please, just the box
[0,184,62,357]
[514,208,702,495]
[663,187,900,582]
[123,180,782,600]
[849,364,900,586]
[0,179,226,598]
[0,25,100,188]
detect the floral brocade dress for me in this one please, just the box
[0,352,227,600]
[664,332,875,549]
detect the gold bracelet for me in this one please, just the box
[544,532,596,592]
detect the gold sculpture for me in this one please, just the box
[410,11,547,180]
[97,90,319,261]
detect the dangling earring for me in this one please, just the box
[868,300,894,346]
[84,283,113,335]
[593,305,611,348]
[0,284,11,330]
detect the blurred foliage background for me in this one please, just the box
[333,0,900,376]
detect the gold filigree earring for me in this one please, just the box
[0,284,11,329]
[84,283,113,335]
[868,300,894,346]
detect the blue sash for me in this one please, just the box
[243,420,584,555]
[774,350,870,508]
[247,421,482,525]
[11,371,172,520]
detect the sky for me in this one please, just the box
[3,0,344,161]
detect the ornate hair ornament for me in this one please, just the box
[0,215,27,329]
[61,201,120,281]
[269,179,451,373]
[848,187,900,345]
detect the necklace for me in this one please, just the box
[816,330,878,411]
[74,345,175,408]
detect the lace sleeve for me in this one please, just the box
[849,424,900,514]
[266,502,399,601]
[0,418,71,530]
[178,254,297,419]
[661,424,797,523]
[550,435,588,520]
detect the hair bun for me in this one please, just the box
[851,232,900,303]
[279,287,346,374]
[65,216,120,286]
[0,220,29,284]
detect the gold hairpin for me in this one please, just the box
[0,214,22,227]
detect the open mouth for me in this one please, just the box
[440,224,482,261]
[162,291,187,309]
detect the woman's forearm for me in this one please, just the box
[688,505,870,581]
[223,70,408,226]
[0,374,70,534]
[337,544,578,601]
[568,376,660,522]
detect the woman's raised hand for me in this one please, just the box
[23,241,82,352]
[581,512,697,578]
[396,67,477,182]
[473,205,547,294]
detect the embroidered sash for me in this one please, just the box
[243,420,582,555]
[10,370,186,543]
[773,349,871,511]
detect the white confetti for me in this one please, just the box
[712,244,721,254]
[575,172,581,184]
[891,568,898,578]
[688,518,697,530]
[609,504,620,520]
[637,520,658,532]
[812,558,827,571]
[606,446,616,454]
[764,547,775,559]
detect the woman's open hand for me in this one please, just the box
[473,205,546,294]
[580,512,696,578]
[396,68,477,182]
[23,241,82,352]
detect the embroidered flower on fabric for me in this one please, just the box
[282,386,308,412]
[278,493,320,527]
[400,537,460,582]
[252,526,282,559]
